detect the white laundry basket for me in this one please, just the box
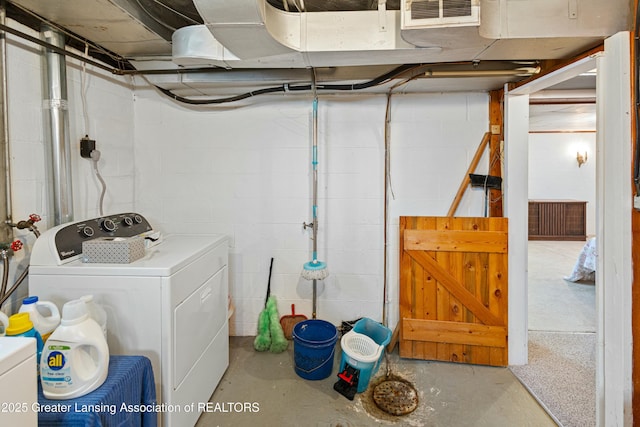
[339,330,383,393]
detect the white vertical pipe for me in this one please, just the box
[41,25,73,225]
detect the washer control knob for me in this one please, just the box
[122,217,134,227]
[81,226,95,238]
[133,214,143,224]
[101,219,116,232]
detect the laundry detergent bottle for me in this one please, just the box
[79,295,107,338]
[0,310,8,336]
[41,298,109,400]
[6,312,44,372]
[19,296,61,341]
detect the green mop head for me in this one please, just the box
[266,296,288,353]
[253,308,271,352]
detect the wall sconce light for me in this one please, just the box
[576,151,588,167]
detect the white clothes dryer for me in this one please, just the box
[29,213,229,427]
[0,337,37,426]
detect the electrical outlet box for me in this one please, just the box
[80,136,95,159]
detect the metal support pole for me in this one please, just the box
[0,1,12,244]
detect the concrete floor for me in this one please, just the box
[194,241,594,427]
[195,336,556,427]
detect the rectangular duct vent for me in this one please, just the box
[402,0,479,29]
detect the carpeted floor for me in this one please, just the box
[510,331,596,427]
[509,241,597,427]
[527,241,595,333]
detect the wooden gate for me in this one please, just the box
[399,216,508,366]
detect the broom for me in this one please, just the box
[266,295,288,353]
[253,307,271,352]
[253,258,274,351]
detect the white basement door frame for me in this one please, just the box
[505,32,632,426]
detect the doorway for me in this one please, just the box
[505,31,633,427]
[516,77,598,426]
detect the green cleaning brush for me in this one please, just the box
[254,258,274,352]
[253,307,271,351]
[267,295,288,353]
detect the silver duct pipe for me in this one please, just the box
[0,2,12,244]
[41,25,73,225]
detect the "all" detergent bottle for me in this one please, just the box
[40,298,109,400]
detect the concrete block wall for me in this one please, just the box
[1,19,593,335]
[4,18,593,336]
[7,21,135,228]
[133,86,490,335]
[0,20,135,313]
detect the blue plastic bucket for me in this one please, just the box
[292,319,338,380]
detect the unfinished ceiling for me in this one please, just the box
[5,0,632,99]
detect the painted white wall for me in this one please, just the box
[386,93,490,331]
[0,20,492,335]
[133,84,489,336]
[0,19,634,426]
[0,20,135,314]
[528,132,596,236]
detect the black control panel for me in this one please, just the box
[54,212,153,261]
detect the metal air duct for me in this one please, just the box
[41,25,73,225]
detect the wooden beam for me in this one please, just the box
[399,216,413,356]
[489,89,504,217]
[447,132,491,217]
[402,318,507,347]
[404,229,508,253]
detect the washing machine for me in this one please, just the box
[29,212,229,427]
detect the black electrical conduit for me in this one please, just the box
[153,63,419,105]
[634,0,640,195]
